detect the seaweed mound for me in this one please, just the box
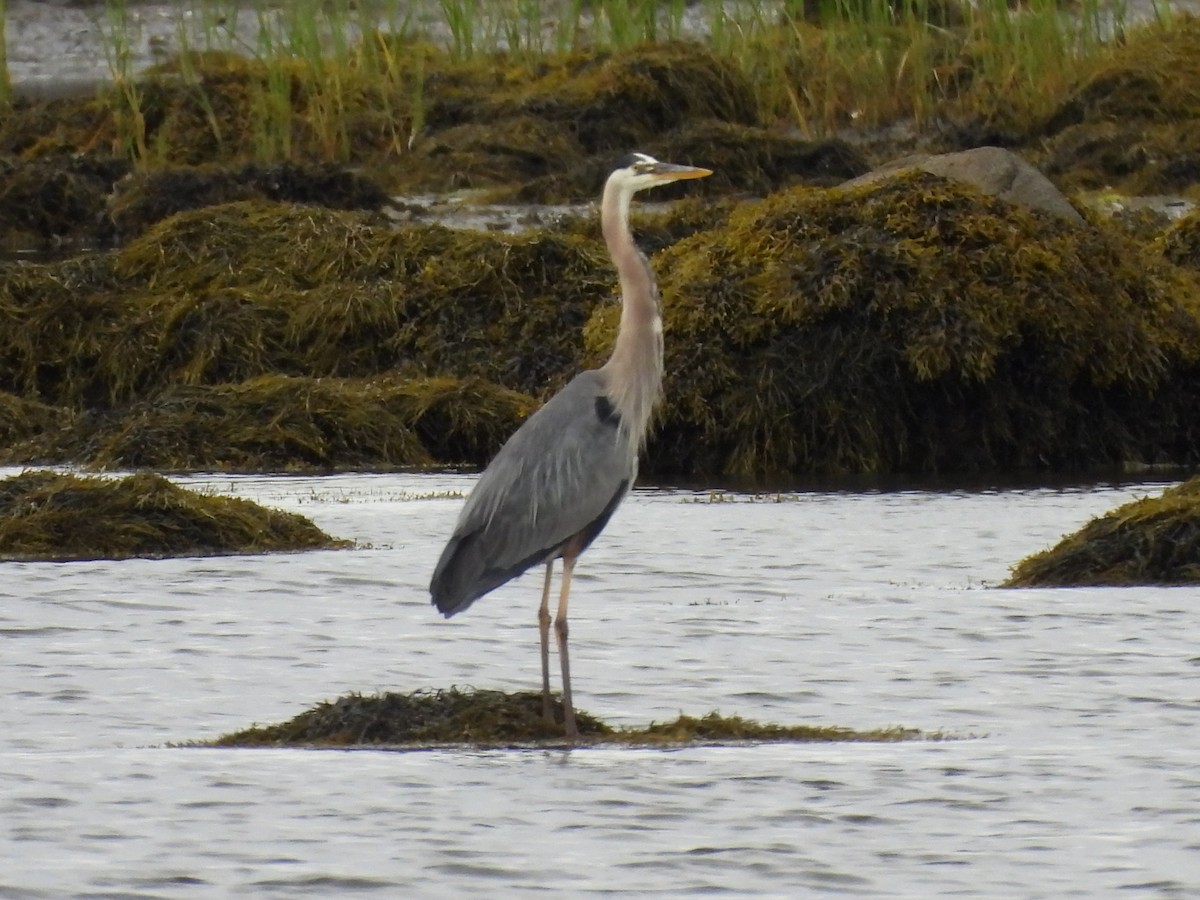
[0,152,388,249]
[0,470,347,561]
[67,376,431,472]
[1159,210,1200,270]
[1004,477,1200,587]
[7,175,1200,478]
[107,161,394,239]
[408,41,761,198]
[5,375,533,473]
[1,199,675,472]
[651,119,870,193]
[587,172,1200,478]
[1040,16,1200,194]
[0,390,69,449]
[0,155,131,248]
[0,201,608,409]
[208,687,923,748]
[212,689,611,746]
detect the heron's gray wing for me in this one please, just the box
[430,371,634,617]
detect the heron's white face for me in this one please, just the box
[611,152,712,194]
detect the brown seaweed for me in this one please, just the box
[583,172,1200,478]
[0,470,348,561]
[208,687,926,748]
[1004,476,1200,586]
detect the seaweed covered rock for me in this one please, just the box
[507,120,866,203]
[0,153,388,248]
[395,376,536,464]
[0,390,71,450]
[69,376,429,472]
[553,195,737,257]
[1004,477,1200,586]
[3,375,533,472]
[107,161,394,239]
[408,41,760,198]
[1107,201,1178,243]
[7,179,1200,478]
[213,688,611,746]
[586,172,1200,478]
[0,202,612,410]
[5,198,766,473]
[844,146,1083,223]
[1039,16,1200,194]
[0,154,130,248]
[0,470,347,561]
[1159,209,1200,270]
[651,120,870,193]
[209,687,923,748]
[0,93,114,159]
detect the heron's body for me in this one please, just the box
[429,153,711,737]
[429,369,635,617]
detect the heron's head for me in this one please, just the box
[607,152,712,195]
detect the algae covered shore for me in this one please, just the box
[4,15,1200,479]
[2,4,1200,586]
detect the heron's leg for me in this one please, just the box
[539,560,554,723]
[555,549,579,739]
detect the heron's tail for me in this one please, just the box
[430,527,549,617]
[431,529,518,617]
[429,533,480,617]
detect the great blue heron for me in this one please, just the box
[429,152,712,737]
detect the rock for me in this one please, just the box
[0,470,348,561]
[1004,476,1200,586]
[841,146,1083,223]
[595,172,1200,478]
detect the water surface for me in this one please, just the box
[2,470,1198,896]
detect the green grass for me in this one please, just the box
[82,0,1167,167]
[99,0,150,159]
[0,0,11,109]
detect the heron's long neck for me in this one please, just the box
[599,180,664,448]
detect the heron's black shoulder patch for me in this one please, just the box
[594,395,621,428]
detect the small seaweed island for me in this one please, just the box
[203,687,930,749]
[1006,476,1200,587]
[0,469,348,560]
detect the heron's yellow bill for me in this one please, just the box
[649,162,713,182]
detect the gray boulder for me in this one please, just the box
[841,146,1083,223]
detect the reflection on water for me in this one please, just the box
[2,469,1198,897]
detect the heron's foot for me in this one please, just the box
[542,690,555,725]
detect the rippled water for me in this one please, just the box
[2,468,1199,897]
